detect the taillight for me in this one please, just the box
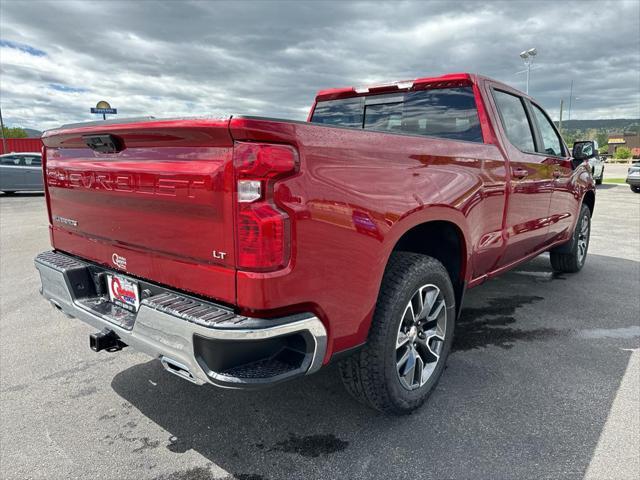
[233,142,298,271]
[42,145,53,225]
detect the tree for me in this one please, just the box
[1,126,28,138]
[562,131,577,147]
[614,147,632,159]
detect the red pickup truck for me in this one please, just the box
[35,73,595,414]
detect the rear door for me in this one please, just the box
[20,154,44,190]
[489,88,554,267]
[42,118,238,303]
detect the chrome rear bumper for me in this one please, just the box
[35,250,327,388]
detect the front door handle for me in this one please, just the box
[512,168,529,179]
[552,169,561,178]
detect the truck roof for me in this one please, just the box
[314,72,526,102]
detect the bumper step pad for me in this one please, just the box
[35,250,327,388]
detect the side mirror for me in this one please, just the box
[572,140,597,161]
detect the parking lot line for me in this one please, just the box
[585,349,640,480]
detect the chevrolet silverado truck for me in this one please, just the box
[35,73,595,414]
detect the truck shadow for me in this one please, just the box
[110,253,638,480]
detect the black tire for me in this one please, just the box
[339,252,456,414]
[595,177,603,185]
[550,203,591,273]
[631,185,640,193]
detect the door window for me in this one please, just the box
[493,90,536,153]
[531,104,564,157]
[22,155,42,166]
[0,155,20,166]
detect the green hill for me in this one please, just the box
[554,119,639,146]
[557,119,639,133]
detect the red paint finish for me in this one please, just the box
[42,121,237,304]
[40,74,594,363]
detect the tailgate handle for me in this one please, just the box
[83,134,124,153]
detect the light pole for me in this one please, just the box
[519,48,538,94]
[568,80,574,121]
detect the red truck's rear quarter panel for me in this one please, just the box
[230,117,507,356]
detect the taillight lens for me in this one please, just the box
[234,142,298,271]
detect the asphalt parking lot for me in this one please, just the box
[1,184,638,480]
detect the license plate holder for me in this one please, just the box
[107,273,140,312]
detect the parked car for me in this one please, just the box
[0,152,44,194]
[589,156,604,185]
[627,161,640,193]
[34,73,595,414]
[573,141,604,184]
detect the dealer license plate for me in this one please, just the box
[107,274,140,312]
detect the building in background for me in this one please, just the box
[608,131,640,157]
[0,138,42,155]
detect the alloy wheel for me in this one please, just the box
[577,212,590,264]
[395,284,447,391]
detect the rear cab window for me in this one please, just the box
[310,97,364,129]
[311,86,483,143]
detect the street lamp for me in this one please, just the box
[519,47,537,94]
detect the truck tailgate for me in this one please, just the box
[41,118,237,304]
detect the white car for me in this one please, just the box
[0,152,43,194]
[588,156,605,185]
[573,141,604,185]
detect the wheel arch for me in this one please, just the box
[387,218,469,317]
[582,189,595,216]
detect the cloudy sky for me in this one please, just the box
[1,0,639,131]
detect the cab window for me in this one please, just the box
[532,104,564,157]
[492,90,536,153]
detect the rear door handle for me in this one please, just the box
[511,168,529,179]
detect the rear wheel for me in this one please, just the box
[550,203,591,273]
[631,185,640,193]
[339,252,455,414]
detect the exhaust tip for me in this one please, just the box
[160,357,198,384]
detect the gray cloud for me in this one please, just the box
[1,0,638,130]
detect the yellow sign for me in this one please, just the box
[96,100,111,109]
[608,138,625,144]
